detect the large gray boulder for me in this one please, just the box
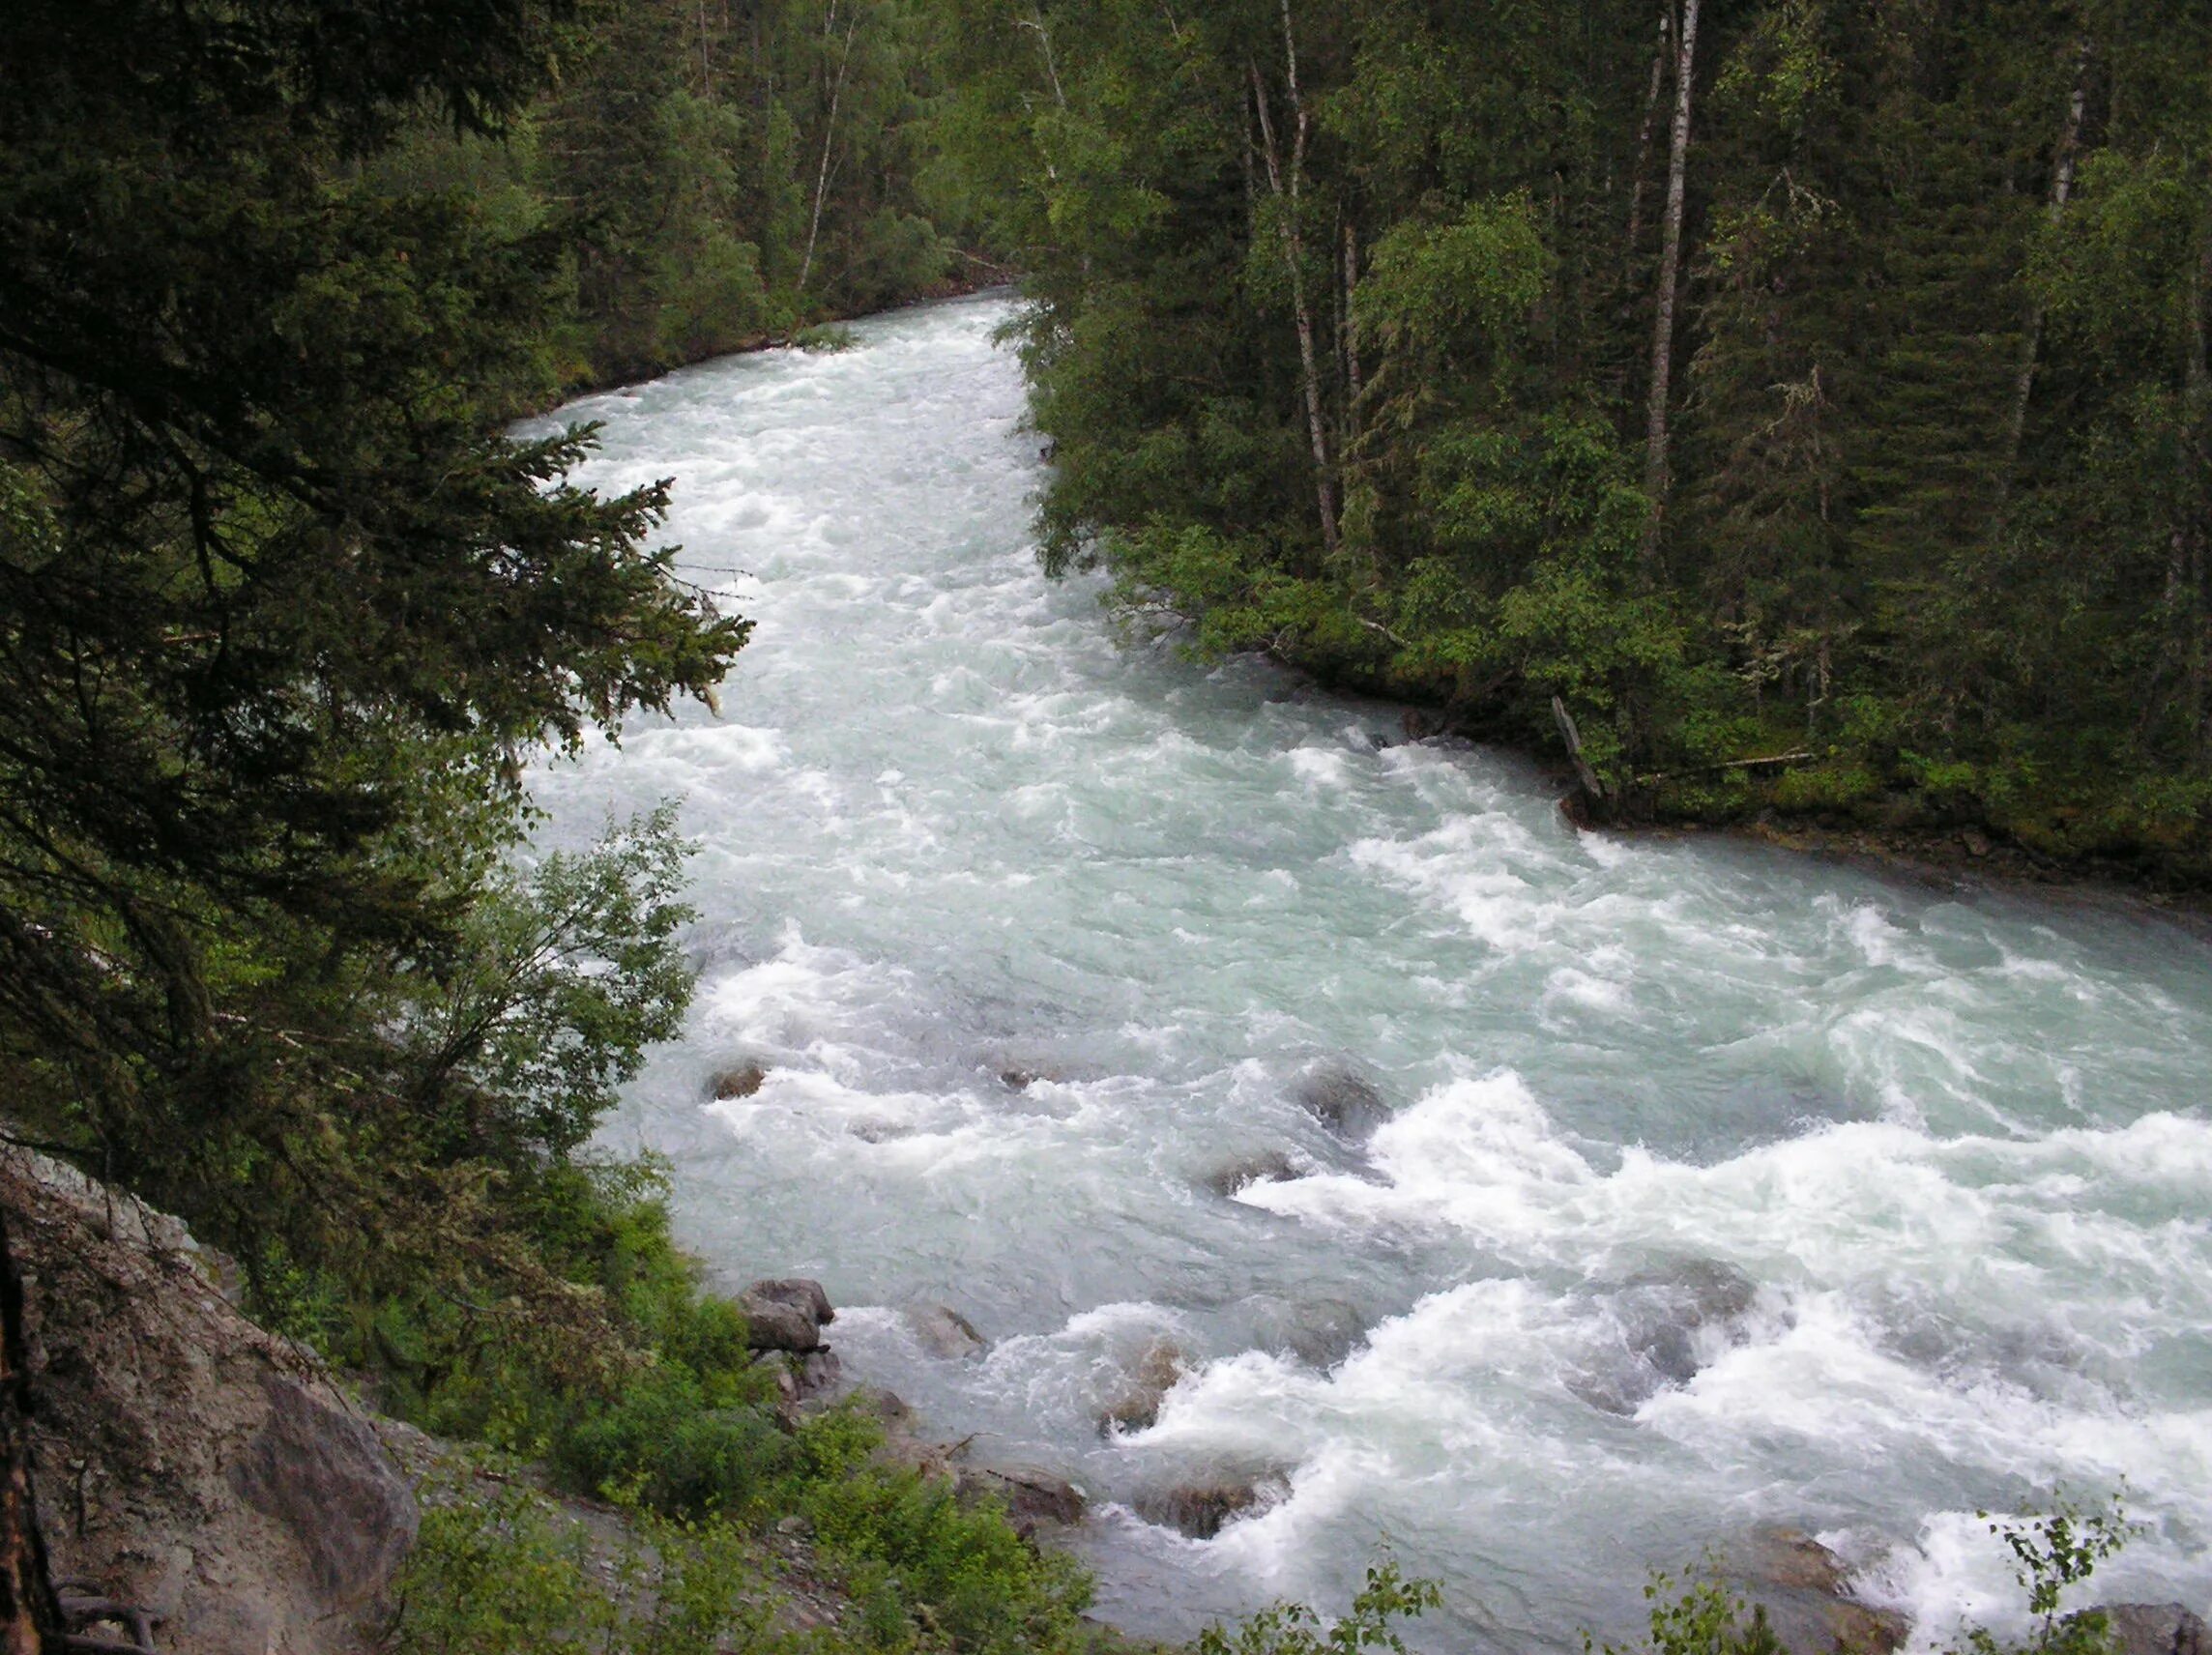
[741,1277,835,1352]
[7,1147,419,1655]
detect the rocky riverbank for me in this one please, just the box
[13,1136,2204,1655]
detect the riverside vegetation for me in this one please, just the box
[0,0,2191,1651]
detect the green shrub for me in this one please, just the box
[795,323,859,352]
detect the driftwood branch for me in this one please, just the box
[1633,749,1813,786]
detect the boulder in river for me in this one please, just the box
[1203,1150,1300,1198]
[1097,1338,1187,1435]
[1570,1258,1763,1414]
[709,1060,770,1100]
[1727,1526,1906,1655]
[1290,1061,1391,1142]
[741,1277,834,1352]
[1245,1294,1370,1368]
[904,1301,987,1360]
[1134,1472,1289,1541]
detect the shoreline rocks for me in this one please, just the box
[741,1276,835,1352]
[1729,1526,1906,1655]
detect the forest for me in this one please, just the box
[0,0,2201,1649]
[933,0,2212,878]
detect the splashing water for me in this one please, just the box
[524,295,2212,1652]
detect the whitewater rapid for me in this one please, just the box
[524,294,2212,1651]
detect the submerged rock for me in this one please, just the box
[709,1060,770,1100]
[741,1277,835,1352]
[1728,1526,1906,1655]
[1097,1338,1186,1435]
[1133,1473,1289,1540]
[1202,1150,1299,1198]
[904,1301,987,1360]
[1571,1258,1763,1414]
[1290,1061,1391,1142]
[1245,1295,1370,1368]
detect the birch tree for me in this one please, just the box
[1641,0,1701,572]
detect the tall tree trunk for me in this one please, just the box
[2183,208,2212,764]
[0,1214,61,1655]
[1640,0,1701,574]
[797,6,859,300]
[1623,1,1673,269]
[1342,217,1364,410]
[1249,0,1340,560]
[2002,38,2093,495]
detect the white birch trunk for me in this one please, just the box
[1249,2,1340,559]
[797,7,859,300]
[1640,0,1701,572]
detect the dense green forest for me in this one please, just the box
[0,0,2195,1647]
[930,0,2212,879]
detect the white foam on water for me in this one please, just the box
[525,295,2212,1651]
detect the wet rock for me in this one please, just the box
[1246,1295,1369,1368]
[1401,709,1444,741]
[710,1060,770,1100]
[1203,1151,1299,1198]
[1621,1259,1758,1383]
[1290,1061,1391,1142]
[741,1277,834,1352]
[905,1301,987,1360]
[958,1464,1086,1538]
[1570,1259,1762,1414]
[2084,1605,2208,1655]
[1728,1526,1907,1655]
[1134,1474,1287,1541]
[1961,827,1993,858]
[1097,1339,1186,1435]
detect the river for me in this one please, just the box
[523,293,2212,1652]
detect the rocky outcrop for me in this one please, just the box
[742,1277,835,1352]
[5,1147,417,1655]
[1729,1526,1906,1655]
[903,1302,986,1360]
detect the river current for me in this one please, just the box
[525,294,2212,1651]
